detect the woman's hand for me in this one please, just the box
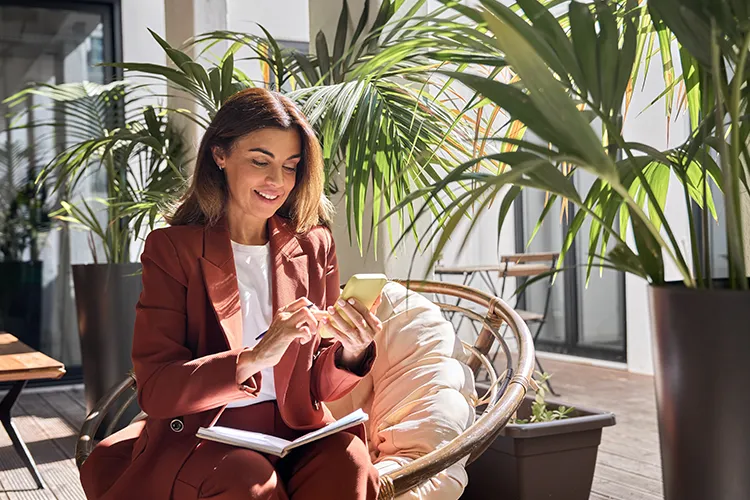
[236,297,319,384]
[324,295,383,371]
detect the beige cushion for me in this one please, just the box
[327,282,476,500]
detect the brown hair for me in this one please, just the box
[167,88,333,232]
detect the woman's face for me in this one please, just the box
[213,127,302,223]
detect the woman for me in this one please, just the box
[80,88,382,500]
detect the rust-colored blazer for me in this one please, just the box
[80,215,375,499]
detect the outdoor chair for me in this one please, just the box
[434,253,558,394]
[75,279,535,499]
[497,252,558,394]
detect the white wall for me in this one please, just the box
[621,45,691,375]
[229,0,310,42]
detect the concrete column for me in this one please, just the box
[164,0,228,152]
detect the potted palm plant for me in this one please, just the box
[4,82,188,428]
[392,0,750,498]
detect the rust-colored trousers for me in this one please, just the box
[171,402,379,500]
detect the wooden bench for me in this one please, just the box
[0,332,66,489]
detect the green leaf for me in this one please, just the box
[650,8,676,129]
[497,185,521,239]
[480,0,570,87]
[569,1,600,107]
[679,47,701,130]
[290,51,319,86]
[481,9,616,178]
[316,31,332,85]
[148,29,194,69]
[527,194,558,247]
[221,51,235,102]
[595,0,619,115]
[109,62,198,94]
[351,0,371,46]
[629,209,665,283]
[648,0,711,67]
[613,3,639,115]
[516,0,583,92]
[333,0,350,82]
[443,71,566,149]
[607,242,648,279]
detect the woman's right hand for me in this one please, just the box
[236,297,319,384]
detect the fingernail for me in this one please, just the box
[337,299,346,307]
[348,298,356,305]
[327,306,334,313]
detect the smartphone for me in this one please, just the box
[320,273,388,338]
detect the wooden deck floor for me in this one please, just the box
[0,359,663,499]
[539,357,664,500]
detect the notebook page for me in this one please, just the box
[287,409,369,451]
[196,426,291,455]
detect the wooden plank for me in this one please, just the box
[596,463,664,497]
[590,493,616,500]
[0,404,55,499]
[498,263,551,277]
[591,476,663,500]
[500,252,558,263]
[597,451,663,482]
[63,390,86,412]
[598,440,662,467]
[0,335,65,383]
[435,265,505,274]
[38,392,85,433]
[12,394,85,500]
[517,310,544,322]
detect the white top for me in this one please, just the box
[226,240,276,408]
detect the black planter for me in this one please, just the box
[650,282,750,500]
[73,263,142,434]
[463,396,615,499]
[0,261,42,350]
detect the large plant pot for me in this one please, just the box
[0,261,42,351]
[650,282,750,500]
[463,396,615,500]
[73,263,142,434]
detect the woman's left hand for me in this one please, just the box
[325,295,383,371]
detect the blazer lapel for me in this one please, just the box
[197,214,310,405]
[199,219,242,351]
[269,215,310,406]
[268,215,309,310]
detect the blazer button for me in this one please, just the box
[170,418,184,433]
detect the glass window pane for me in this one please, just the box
[1,5,109,373]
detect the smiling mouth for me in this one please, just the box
[255,190,280,201]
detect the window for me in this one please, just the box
[516,173,627,362]
[0,0,120,382]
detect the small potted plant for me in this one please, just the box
[464,373,615,500]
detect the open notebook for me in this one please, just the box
[196,408,369,458]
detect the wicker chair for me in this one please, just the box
[75,279,535,500]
